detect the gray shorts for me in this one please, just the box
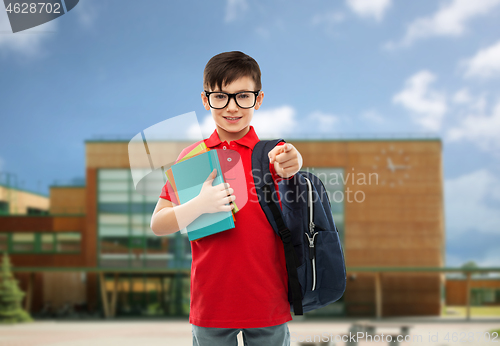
[192,322,290,346]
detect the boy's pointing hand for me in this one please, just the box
[268,143,303,179]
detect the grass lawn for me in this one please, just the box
[443,305,500,317]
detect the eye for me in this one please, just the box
[214,94,227,100]
[237,93,250,99]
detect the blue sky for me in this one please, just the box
[1,0,500,267]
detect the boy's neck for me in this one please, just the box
[217,126,250,144]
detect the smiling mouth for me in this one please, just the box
[223,116,242,120]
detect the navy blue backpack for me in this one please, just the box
[251,139,346,315]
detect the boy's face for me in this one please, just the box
[201,75,264,141]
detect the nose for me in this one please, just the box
[226,95,239,112]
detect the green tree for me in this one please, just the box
[0,251,33,324]
[461,260,487,278]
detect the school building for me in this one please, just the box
[0,135,454,318]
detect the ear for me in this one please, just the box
[201,91,210,111]
[254,91,264,110]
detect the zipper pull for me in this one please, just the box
[309,221,315,234]
[306,233,316,259]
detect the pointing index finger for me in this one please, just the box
[268,146,278,163]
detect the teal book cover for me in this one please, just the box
[170,150,235,241]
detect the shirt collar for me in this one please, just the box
[205,125,260,150]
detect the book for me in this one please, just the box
[165,144,239,218]
[178,142,210,163]
[169,149,235,241]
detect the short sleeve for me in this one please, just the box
[269,141,295,183]
[159,179,179,205]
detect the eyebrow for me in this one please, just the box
[214,89,253,93]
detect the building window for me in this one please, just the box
[482,288,495,304]
[56,233,81,253]
[146,237,171,268]
[12,233,35,253]
[0,232,80,254]
[40,233,55,252]
[471,288,498,306]
[100,236,130,268]
[27,207,49,215]
[0,201,8,215]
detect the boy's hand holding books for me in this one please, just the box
[196,169,236,214]
[165,148,239,241]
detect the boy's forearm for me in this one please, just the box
[151,197,204,236]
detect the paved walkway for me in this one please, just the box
[0,317,499,346]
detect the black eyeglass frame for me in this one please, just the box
[204,90,261,109]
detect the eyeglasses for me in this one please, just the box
[204,90,260,109]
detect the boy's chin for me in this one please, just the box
[217,124,250,133]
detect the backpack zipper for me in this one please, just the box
[304,177,317,291]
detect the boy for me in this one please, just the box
[150,51,303,346]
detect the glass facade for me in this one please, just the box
[97,169,190,269]
[97,169,191,316]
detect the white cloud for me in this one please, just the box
[447,99,500,152]
[462,40,500,79]
[452,88,472,104]
[445,169,500,236]
[307,111,340,131]
[252,106,298,138]
[0,7,57,57]
[392,70,447,131]
[346,0,391,22]
[386,0,500,48]
[225,0,248,23]
[187,114,216,140]
[452,88,487,112]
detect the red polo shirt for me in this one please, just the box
[159,126,293,328]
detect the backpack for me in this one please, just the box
[251,139,346,315]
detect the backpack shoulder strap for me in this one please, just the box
[252,139,285,234]
[252,139,304,315]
